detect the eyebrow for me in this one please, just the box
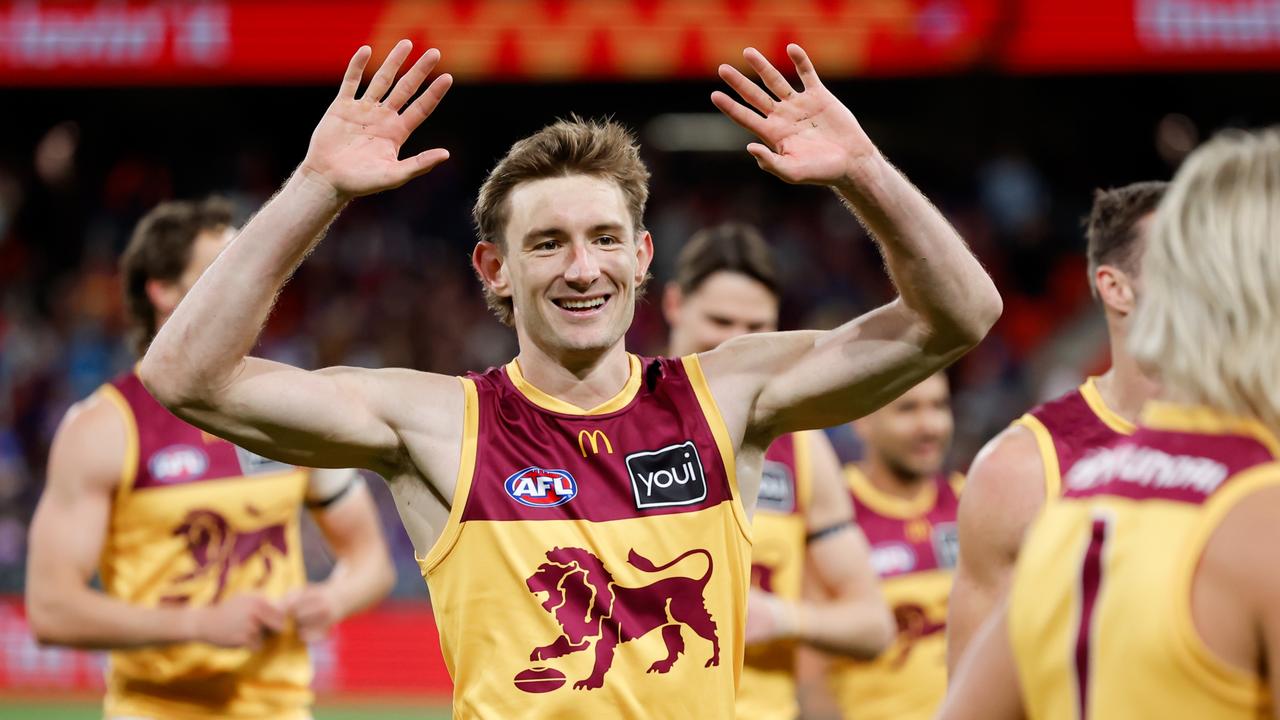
[522,222,627,242]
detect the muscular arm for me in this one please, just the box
[25,395,282,650]
[746,433,893,658]
[287,470,396,642]
[139,42,455,475]
[937,600,1026,720]
[704,45,1001,442]
[946,425,1046,674]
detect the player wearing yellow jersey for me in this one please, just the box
[946,181,1166,670]
[943,128,1280,719]
[138,41,999,718]
[26,199,395,720]
[800,373,958,720]
[663,223,893,720]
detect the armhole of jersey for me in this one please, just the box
[97,384,139,503]
[681,354,751,544]
[1169,462,1280,705]
[1012,414,1061,500]
[949,471,966,497]
[418,377,480,575]
[794,432,814,515]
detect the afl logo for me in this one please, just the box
[505,467,578,508]
[148,444,209,483]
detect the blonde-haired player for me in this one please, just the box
[942,128,1280,719]
[26,198,395,720]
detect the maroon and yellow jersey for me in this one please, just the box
[418,354,752,719]
[96,372,312,719]
[829,467,963,720]
[1013,377,1135,499]
[736,431,814,720]
[1011,404,1278,719]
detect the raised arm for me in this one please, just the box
[26,395,284,650]
[946,426,1046,673]
[138,42,455,475]
[704,45,1001,439]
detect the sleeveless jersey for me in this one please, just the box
[96,372,312,719]
[1013,377,1135,499]
[1010,403,1278,720]
[736,431,814,720]
[829,467,963,720]
[418,354,752,719]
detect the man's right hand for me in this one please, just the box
[188,595,287,650]
[300,40,453,199]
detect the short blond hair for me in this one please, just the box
[1129,127,1280,428]
[472,116,651,325]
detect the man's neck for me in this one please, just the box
[1096,323,1160,424]
[513,339,632,411]
[860,455,931,502]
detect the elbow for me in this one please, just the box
[373,554,397,602]
[851,605,897,661]
[26,592,75,648]
[137,350,209,413]
[929,283,1003,353]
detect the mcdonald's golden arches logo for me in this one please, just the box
[578,429,614,458]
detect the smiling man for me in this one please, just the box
[139,41,1000,719]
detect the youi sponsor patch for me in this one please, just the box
[505,467,579,508]
[626,441,708,510]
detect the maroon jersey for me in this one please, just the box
[1013,376,1136,499]
[417,354,752,719]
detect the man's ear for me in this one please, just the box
[472,241,511,298]
[662,283,683,327]
[145,279,183,318]
[1095,264,1136,316]
[635,230,655,284]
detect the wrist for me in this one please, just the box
[293,162,355,207]
[832,151,890,198]
[174,606,206,644]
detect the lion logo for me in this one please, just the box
[160,506,289,604]
[523,546,720,691]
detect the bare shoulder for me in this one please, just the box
[1200,478,1280,609]
[961,424,1048,531]
[696,330,823,439]
[46,390,130,496]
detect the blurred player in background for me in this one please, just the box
[942,127,1280,719]
[946,181,1166,669]
[663,222,893,720]
[25,198,395,720]
[138,42,999,718]
[799,373,958,720]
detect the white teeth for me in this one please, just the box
[559,297,606,310]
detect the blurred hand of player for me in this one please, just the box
[712,44,878,188]
[190,594,286,650]
[283,584,341,644]
[300,40,453,199]
[744,587,793,645]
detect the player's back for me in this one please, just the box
[1014,377,1136,499]
[828,467,962,720]
[98,371,312,719]
[736,431,813,720]
[1010,403,1278,720]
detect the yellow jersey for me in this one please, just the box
[1011,403,1277,719]
[419,355,752,719]
[98,372,312,719]
[828,467,962,720]
[736,430,814,720]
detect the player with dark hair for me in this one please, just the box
[943,127,1280,720]
[26,198,395,720]
[139,42,1000,717]
[664,222,893,719]
[946,181,1167,670]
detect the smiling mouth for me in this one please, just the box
[553,295,610,314]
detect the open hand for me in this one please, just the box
[712,44,878,188]
[300,40,453,198]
